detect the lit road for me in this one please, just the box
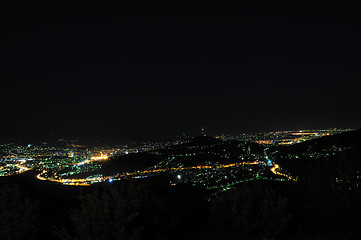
[73,155,109,166]
[264,148,297,182]
[270,164,297,181]
[35,150,297,186]
[35,161,260,186]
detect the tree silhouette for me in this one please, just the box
[209,183,290,240]
[67,183,148,240]
[57,181,210,240]
[0,184,38,240]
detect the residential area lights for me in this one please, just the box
[35,160,296,186]
[1,129,348,186]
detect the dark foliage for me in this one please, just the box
[276,129,361,183]
[209,183,290,240]
[0,184,38,240]
[56,180,209,240]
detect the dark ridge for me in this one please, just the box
[187,135,221,145]
[276,129,361,182]
[278,129,361,154]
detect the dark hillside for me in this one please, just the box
[275,129,361,183]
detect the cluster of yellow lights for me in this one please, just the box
[36,170,93,186]
[90,155,109,161]
[254,130,339,146]
[35,154,110,186]
[2,164,31,177]
[255,140,274,145]
[270,164,297,181]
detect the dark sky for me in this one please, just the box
[1,3,361,143]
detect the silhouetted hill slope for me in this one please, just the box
[278,129,361,153]
[187,135,221,145]
[162,135,263,155]
[64,152,164,178]
[153,136,265,166]
[101,152,163,173]
[75,136,266,178]
[276,129,361,183]
[65,136,266,179]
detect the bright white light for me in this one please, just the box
[108,178,113,183]
[177,175,181,180]
[125,151,129,154]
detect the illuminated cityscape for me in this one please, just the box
[0,128,349,189]
[2,2,361,239]
[1,127,361,239]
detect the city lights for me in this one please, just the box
[0,129,351,189]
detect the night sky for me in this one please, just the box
[1,3,361,143]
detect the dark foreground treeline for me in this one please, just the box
[1,173,361,240]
